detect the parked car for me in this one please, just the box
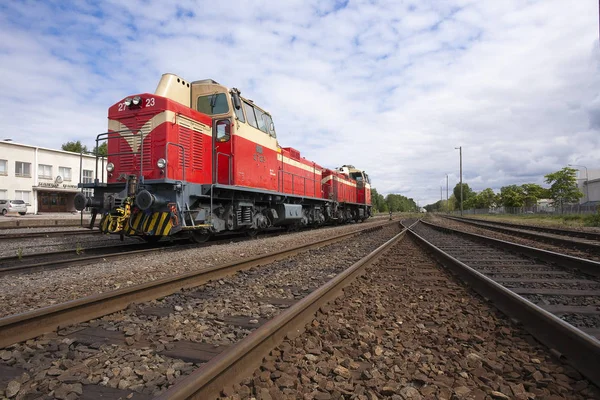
[0,200,27,216]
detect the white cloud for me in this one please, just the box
[0,0,598,205]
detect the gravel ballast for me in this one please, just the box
[223,237,599,399]
[0,224,401,399]
[0,220,390,318]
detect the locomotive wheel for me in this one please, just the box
[190,231,212,243]
[142,236,161,243]
[247,229,260,239]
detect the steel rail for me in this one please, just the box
[407,222,600,387]
[0,223,390,349]
[444,216,600,253]
[421,220,600,278]
[0,229,100,241]
[446,215,600,241]
[0,241,172,273]
[154,227,406,400]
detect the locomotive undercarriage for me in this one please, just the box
[76,179,370,242]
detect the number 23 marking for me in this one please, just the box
[117,98,155,112]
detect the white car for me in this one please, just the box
[0,200,27,216]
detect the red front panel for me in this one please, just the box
[107,94,213,184]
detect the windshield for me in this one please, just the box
[12,200,25,204]
[197,93,229,115]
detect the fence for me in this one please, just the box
[449,204,599,216]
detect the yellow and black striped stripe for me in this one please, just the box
[126,211,173,236]
[100,211,174,237]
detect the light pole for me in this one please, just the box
[455,146,463,216]
[568,164,589,204]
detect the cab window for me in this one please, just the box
[243,102,258,129]
[264,114,277,138]
[254,107,268,133]
[197,93,229,115]
[233,101,245,122]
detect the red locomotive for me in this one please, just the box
[75,74,372,242]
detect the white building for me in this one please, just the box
[574,168,600,205]
[0,141,105,214]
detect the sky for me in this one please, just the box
[1,0,599,206]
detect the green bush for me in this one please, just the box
[583,214,600,227]
[562,214,582,222]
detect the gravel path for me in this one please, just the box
[0,224,401,399]
[225,237,599,399]
[0,220,389,318]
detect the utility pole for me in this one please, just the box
[455,146,463,216]
[446,174,449,214]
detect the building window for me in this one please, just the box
[38,164,53,180]
[59,167,72,181]
[82,169,94,183]
[82,170,94,202]
[0,160,7,176]
[15,162,31,177]
[15,190,31,204]
[0,189,6,199]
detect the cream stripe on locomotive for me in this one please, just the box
[108,111,211,153]
[321,175,357,187]
[277,154,321,174]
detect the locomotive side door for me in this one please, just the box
[213,119,232,185]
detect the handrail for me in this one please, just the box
[278,170,317,197]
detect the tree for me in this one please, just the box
[500,185,525,208]
[61,140,89,154]
[370,188,387,213]
[385,194,417,212]
[92,142,108,156]
[521,183,549,207]
[544,167,583,213]
[471,188,497,209]
[453,183,475,210]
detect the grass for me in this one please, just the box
[460,213,600,228]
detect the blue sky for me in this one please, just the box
[1,0,599,206]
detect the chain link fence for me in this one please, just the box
[450,204,600,215]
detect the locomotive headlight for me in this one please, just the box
[106,162,115,172]
[132,96,141,105]
[124,97,133,106]
[157,158,166,169]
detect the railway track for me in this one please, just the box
[0,228,100,241]
[443,216,600,255]
[406,219,600,387]
[0,222,401,399]
[0,221,386,276]
[447,215,600,241]
[0,241,176,276]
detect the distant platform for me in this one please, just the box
[0,212,93,228]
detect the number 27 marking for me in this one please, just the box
[117,97,155,112]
